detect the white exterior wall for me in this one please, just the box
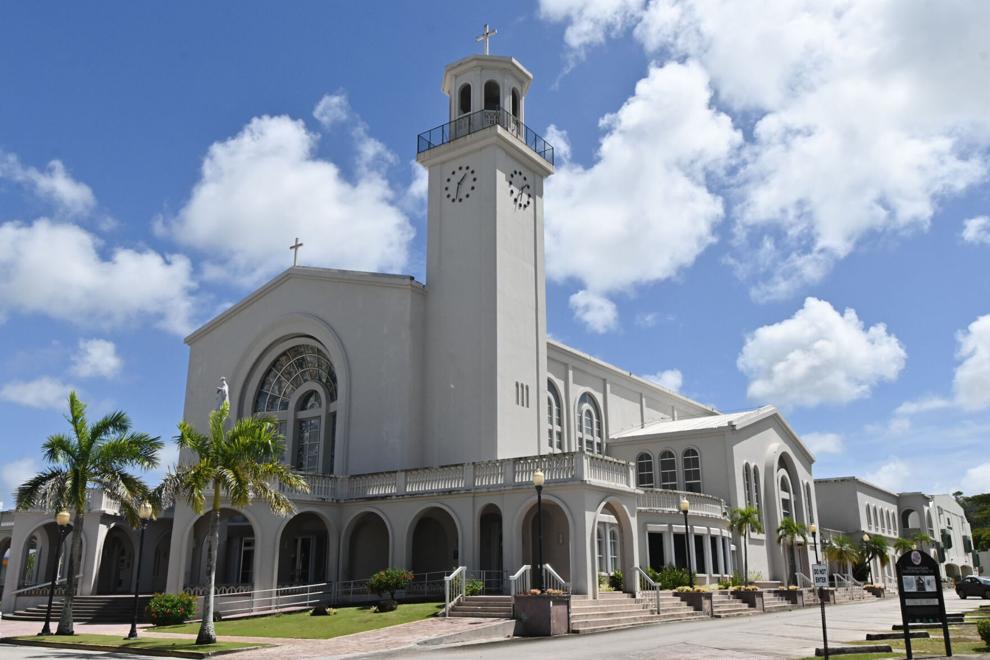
[931,494,975,576]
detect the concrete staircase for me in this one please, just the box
[760,591,797,613]
[570,591,704,634]
[5,595,151,623]
[833,587,871,603]
[446,595,513,618]
[709,592,758,618]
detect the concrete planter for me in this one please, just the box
[732,590,765,611]
[776,589,805,607]
[513,594,570,636]
[675,591,713,616]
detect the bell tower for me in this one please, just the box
[417,51,555,466]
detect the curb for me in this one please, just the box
[0,637,261,658]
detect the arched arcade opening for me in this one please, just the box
[186,509,257,590]
[521,500,571,582]
[96,526,134,594]
[344,511,389,580]
[277,512,332,586]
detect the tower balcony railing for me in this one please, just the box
[417,107,555,166]
[636,488,727,519]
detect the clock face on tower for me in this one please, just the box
[507,169,532,210]
[444,165,476,203]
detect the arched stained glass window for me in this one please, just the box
[547,381,563,450]
[683,448,702,493]
[254,344,337,413]
[743,464,753,507]
[780,474,793,519]
[576,393,603,454]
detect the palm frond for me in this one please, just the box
[94,433,163,471]
[89,410,130,443]
[16,469,69,511]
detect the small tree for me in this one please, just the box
[367,568,414,612]
[893,537,914,555]
[859,535,890,583]
[776,518,807,587]
[155,402,308,644]
[825,534,860,579]
[729,506,763,586]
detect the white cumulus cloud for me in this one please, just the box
[71,338,122,379]
[313,92,350,129]
[0,376,75,411]
[737,297,906,408]
[864,459,911,493]
[0,151,96,218]
[645,368,682,392]
[954,314,990,411]
[961,462,990,495]
[0,219,195,334]
[962,216,990,245]
[540,0,990,300]
[162,113,413,287]
[545,62,740,327]
[569,290,618,334]
[1,456,38,503]
[802,432,845,456]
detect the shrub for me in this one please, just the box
[311,601,336,616]
[598,573,613,592]
[649,565,692,590]
[367,568,414,600]
[146,592,197,626]
[608,570,624,592]
[977,619,990,647]
[465,579,485,596]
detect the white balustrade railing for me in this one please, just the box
[542,564,569,593]
[407,465,464,493]
[283,473,336,500]
[345,472,398,498]
[635,566,661,614]
[474,461,504,487]
[512,453,577,485]
[584,453,631,487]
[509,565,531,596]
[444,566,467,616]
[637,488,726,518]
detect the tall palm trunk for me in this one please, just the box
[196,486,222,645]
[55,511,84,635]
[743,529,750,586]
[789,541,798,587]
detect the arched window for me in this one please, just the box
[636,453,655,488]
[804,482,815,524]
[576,393,603,454]
[743,464,753,507]
[253,343,338,473]
[866,506,873,530]
[753,466,763,514]
[458,83,472,115]
[682,448,702,493]
[659,450,677,489]
[608,527,620,573]
[547,381,563,451]
[511,88,520,117]
[483,80,501,112]
[779,474,793,519]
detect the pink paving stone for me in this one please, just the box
[0,615,510,659]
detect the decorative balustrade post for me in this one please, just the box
[628,461,636,488]
[576,452,588,482]
[396,471,407,496]
[506,459,516,487]
[464,463,475,489]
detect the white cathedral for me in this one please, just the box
[2,51,975,620]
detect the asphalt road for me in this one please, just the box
[373,592,977,660]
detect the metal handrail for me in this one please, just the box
[795,572,814,589]
[10,573,82,598]
[199,582,331,617]
[444,566,467,617]
[635,566,661,614]
[542,564,569,593]
[509,565,531,596]
[417,108,555,166]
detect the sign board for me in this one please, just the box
[812,563,829,588]
[895,549,952,658]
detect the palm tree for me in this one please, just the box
[729,506,763,585]
[156,402,308,645]
[893,537,914,555]
[16,392,161,635]
[825,534,860,580]
[860,535,890,584]
[776,517,808,586]
[911,531,934,554]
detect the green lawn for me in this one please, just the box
[152,602,444,640]
[8,634,261,658]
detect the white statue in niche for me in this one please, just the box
[216,377,229,410]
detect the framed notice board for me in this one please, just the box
[895,549,951,658]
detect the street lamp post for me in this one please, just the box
[39,511,72,637]
[126,502,154,640]
[533,469,545,593]
[862,533,872,584]
[680,498,694,588]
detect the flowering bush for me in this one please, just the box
[674,586,693,593]
[465,579,485,596]
[731,584,760,592]
[367,568,414,612]
[787,585,799,591]
[146,592,197,626]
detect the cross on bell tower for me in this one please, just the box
[476,23,497,55]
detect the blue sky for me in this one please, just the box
[1,1,989,503]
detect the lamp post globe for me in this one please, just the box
[533,470,545,593]
[809,523,820,563]
[39,511,73,636]
[679,498,694,588]
[861,533,872,584]
[126,501,154,640]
